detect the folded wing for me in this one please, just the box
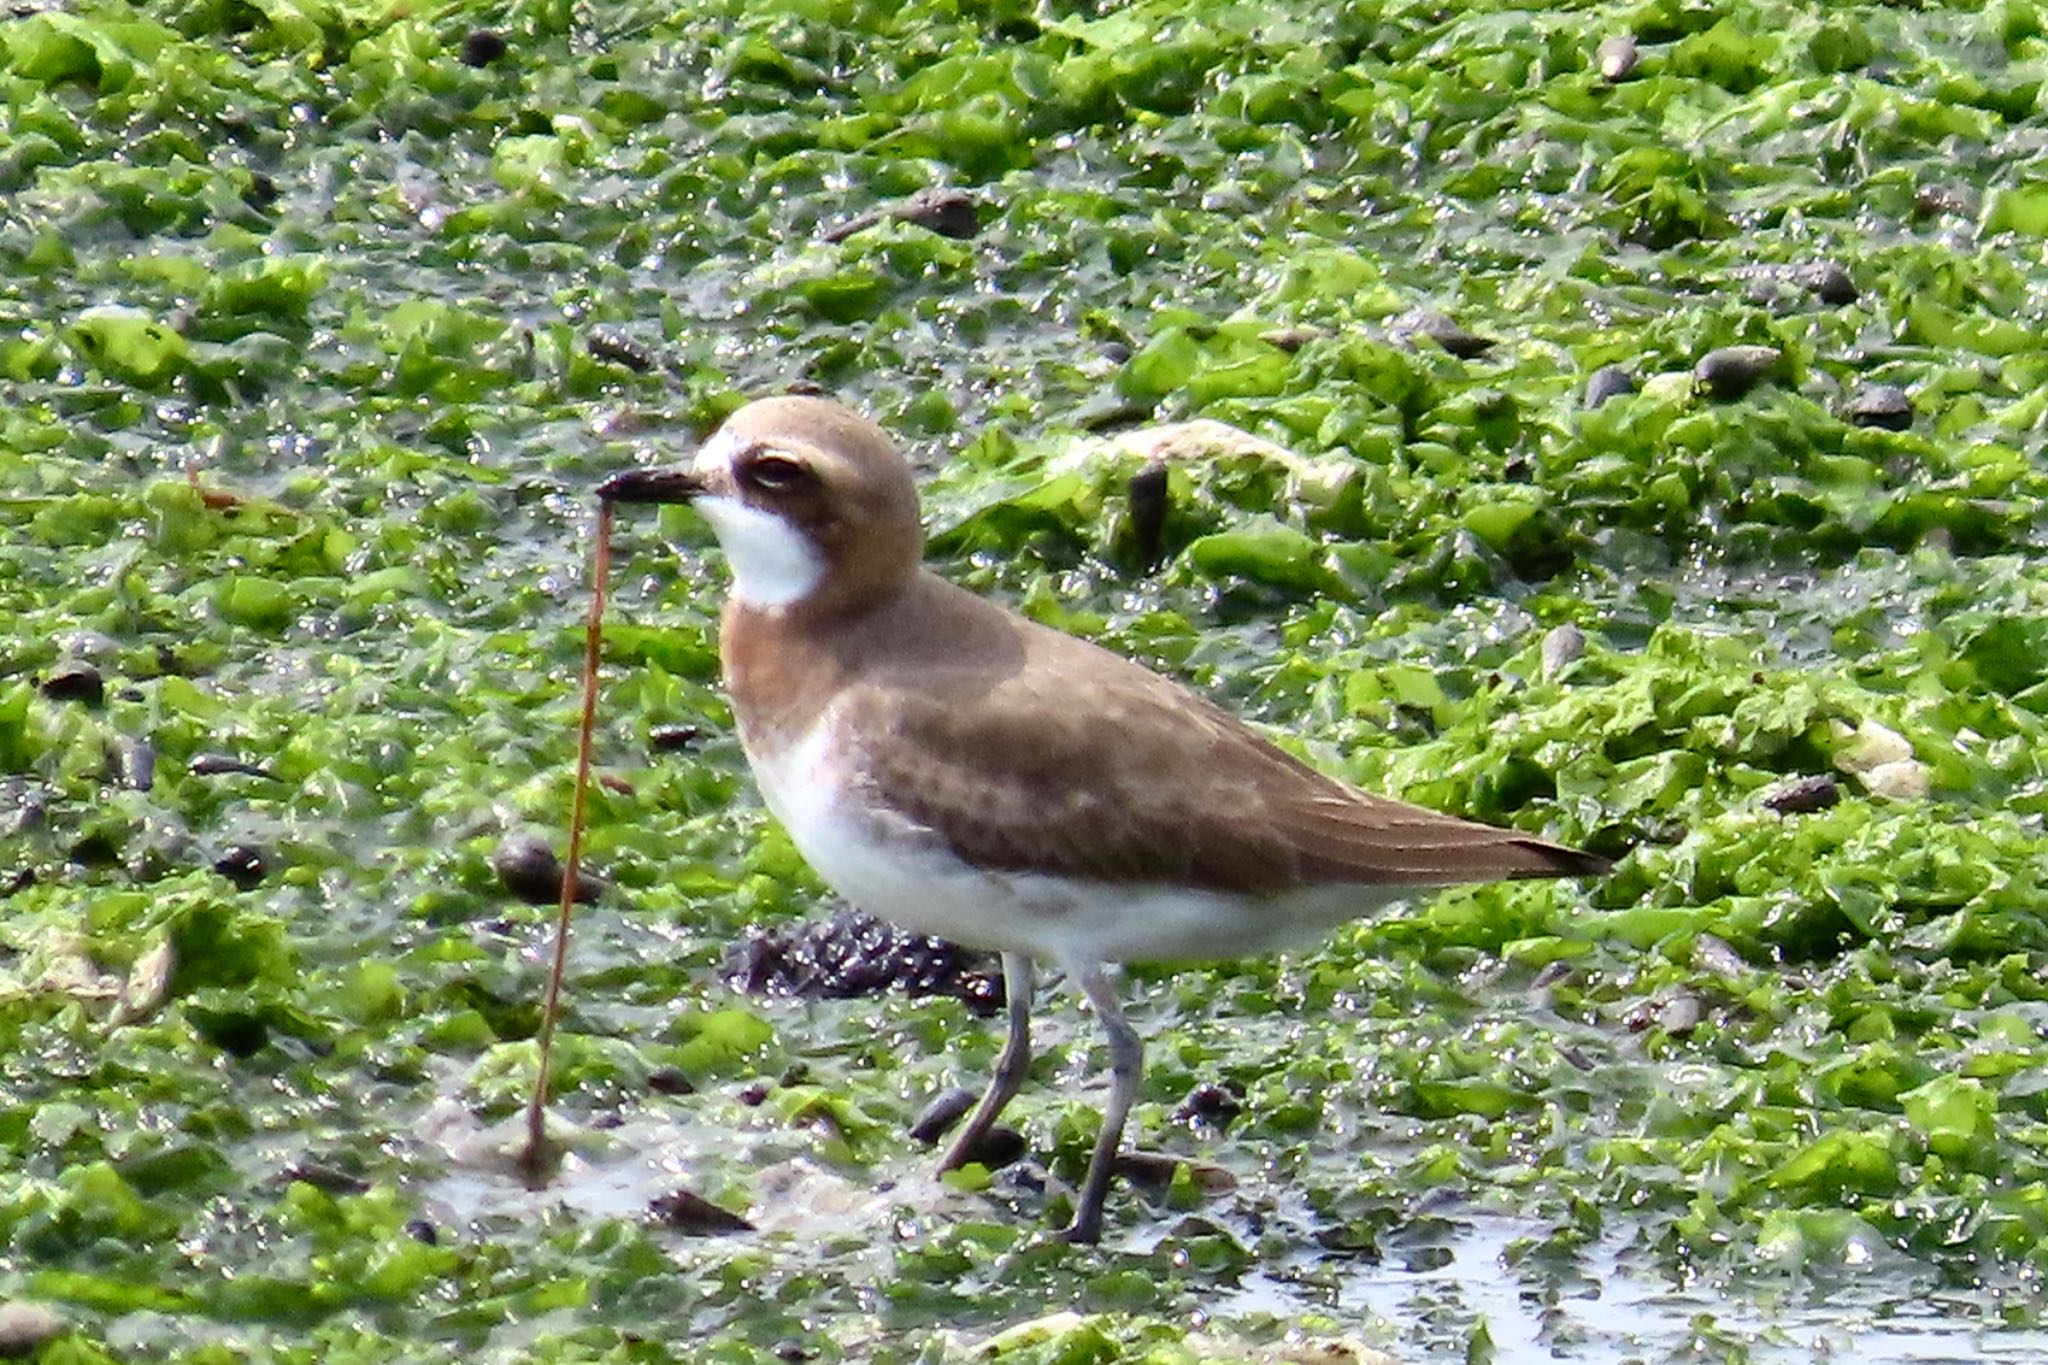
[840,622,1606,898]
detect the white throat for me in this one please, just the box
[694,495,824,608]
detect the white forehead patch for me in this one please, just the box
[694,495,823,608]
[691,423,748,478]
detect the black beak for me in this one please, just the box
[597,467,703,504]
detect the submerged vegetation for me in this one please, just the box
[5,0,2048,1359]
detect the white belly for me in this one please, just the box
[740,719,1403,968]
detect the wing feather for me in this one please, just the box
[834,618,1604,897]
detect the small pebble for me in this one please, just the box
[1540,624,1586,679]
[586,327,657,372]
[1259,324,1326,353]
[281,1160,371,1194]
[39,661,104,707]
[1127,462,1171,569]
[650,723,702,752]
[1112,1151,1237,1192]
[1583,364,1635,409]
[460,28,508,67]
[1796,261,1858,306]
[822,187,980,243]
[1763,775,1841,814]
[647,1068,695,1096]
[491,831,601,905]
[189,753,274,779]
[908,1087,977,1145]
[1694,933,1750,980]
[893,187,980,238]
[955,1125,1027,1171]
[648,1188,754,1235]
[1861,758,1930,800]
[1396,309,1495,358]
[1173,1082,1244,1128]
[113,736,156,791]
[1597,34,1639,81]
[1694,345,1782,400]
[1842,383,1912,431]
[1915,183,1975,217]
[0,1301,65,1359]
[213,845,268,890]
[1657,992,1706,1036]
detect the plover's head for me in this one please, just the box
[601,396,923,613]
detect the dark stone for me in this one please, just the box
[893,187,980,239]
[491,831,601,905]
[1914,183,1974,217]
[39,662,104,707]
[647,1068,695,1096]
[649,1188,754,1235]
[281,1160,371,1194]
[1762,775,1841,814]
[822,187,980,243]
[1127,462,1171,569]
[188,753,274,779]
[908,1087,977,1145]
[649,723,702,752]
[1112,1150,1236,1191]
[1797,261,1858,306]
[1173,1082,1244,1128]
[954,1124,1026,1171]
[213,845,268,889]
[112,737,155,791]
[1693,345,1782,400]
[728,910,1001,1014]
[404,1219,439,1245]
[461,28,507,67]
[586,327,657,372]
[1397,309,1495,358]
[1842,383,1912,431]
[1583,364,1634,409]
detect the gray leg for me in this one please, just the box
[1059,961,1141,1245]
[937,952,1034,1173]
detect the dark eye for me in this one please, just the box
[740,454,811,492]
